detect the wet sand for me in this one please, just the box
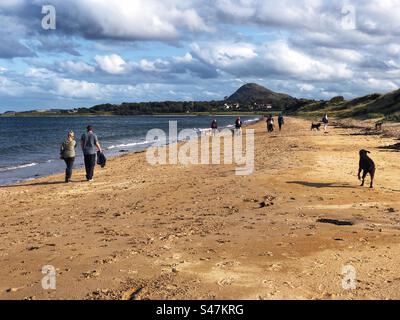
[1,117,400,300]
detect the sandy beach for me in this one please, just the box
[1,117,400,300]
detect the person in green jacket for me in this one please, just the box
[60,131,76,183]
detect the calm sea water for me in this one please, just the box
[0,115,259,185]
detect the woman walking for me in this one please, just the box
[60,130,76,183]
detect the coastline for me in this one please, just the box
[2,116,400,300]
[1,116,262,187]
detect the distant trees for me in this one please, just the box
[89,100,236,115]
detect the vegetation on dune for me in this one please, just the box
[292,90,400,122]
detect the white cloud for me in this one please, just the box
[59,60,95,74]
[191,42,257,67]
[54,79,100,99]
[95,54,130,74]
[191,40,353,81]
[298,83,315,92]
[263,41,353,80]
[0,76,23,96]
[42,0,211,41]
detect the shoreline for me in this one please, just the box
[0,112,266,118]
[1,116,263,187]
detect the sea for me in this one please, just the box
[0,115,260,185]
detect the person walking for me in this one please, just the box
[211,119,218,136]
[235,117,242,135]
[60,130,76,183]
[278,114,284,131]
[322,114,329,132]
[267,115,274,133]
[81,125,102,182]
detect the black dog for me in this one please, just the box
[375,122,383,131]
[358,149,375,188]
[311,123,321,131]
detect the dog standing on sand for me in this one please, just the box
[311,123,322,131]
[375,121,383,131]
[358,149,376,188]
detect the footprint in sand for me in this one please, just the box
[217,277,235,287]
[267,264,282,271]
[82,270,100,279]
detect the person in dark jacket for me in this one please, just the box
[235,117,242,135]
[211,119,218,136]
[60,130,76,183]
[81,125,102,182]
[278,114,284,131]
[322,114,329,132]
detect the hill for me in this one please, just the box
[293,89,400,121]
[227,83,300,110]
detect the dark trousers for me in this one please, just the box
[279,123,283,131]
[84,154,96,180]
[64,157,75,181]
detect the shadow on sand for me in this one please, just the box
[0,180,87,188]
[378,142,400,152]
[287,181,356,189]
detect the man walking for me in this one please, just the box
[81,125,102,182]
[278,114,284,131]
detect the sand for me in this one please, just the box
[1,117,400,300]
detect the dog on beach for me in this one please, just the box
[375,122,383,131]
[358,149,376,188]
[311,123,322,131]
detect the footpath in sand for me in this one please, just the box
[1,117,400,300]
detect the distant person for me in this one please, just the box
[278,114,284,131]
[235,117,242,135]
[81,125,102,182]
[322,114,329,132]
[267,115,274,133]
[60,130,76,183]
[211,119,218,136]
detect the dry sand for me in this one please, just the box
[1,117,400,300]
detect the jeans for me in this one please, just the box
[84,154,96,180]
[64,157,75,181]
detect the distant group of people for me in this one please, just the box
[210,114,286,136]
[60,125,103,183]
[265,114,285,133]
[210,117,243,135]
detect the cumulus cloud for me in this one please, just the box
[1,0,400,109]
[95,54,131,75]
[53,79,100,99]
[58,60,95,74]
[27,0,212,42]
[190,40,353,81]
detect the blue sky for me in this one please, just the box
[1,0,400,111]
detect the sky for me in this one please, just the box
[1,0,400,111]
